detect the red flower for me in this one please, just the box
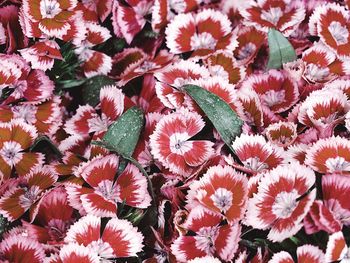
[0,166,57,222]
[245,163,316,242]
[186,165,248,224]
[231,134,285,174]
[305,136,350,174]
[268,245,325,263]
[309,3,350,58]
[66,154,151,217]
[171,207,241,262]
[165,9,237,57]
[0,234,45,263]
[19,40,63,71]
[22,0,78,38]
[240,0,305,36]
[150,108,214,177]
[63,214,144,259]
[81,0,112,22]
[0,120,44,182]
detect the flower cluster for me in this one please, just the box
[1,0,350,262]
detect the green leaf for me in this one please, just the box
[58,79,87,89]
[93,106,144,157]
[267,28,297,69]
[184,85,243,152]
[82,75,116,107]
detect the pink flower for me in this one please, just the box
[268,245,324,263]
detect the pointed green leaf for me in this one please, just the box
[82,75,116,106]
[184,85,243,152]
[93,106,144,157]
[267,28,297,69]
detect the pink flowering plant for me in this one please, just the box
[1,0,350,262]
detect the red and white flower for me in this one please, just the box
[22,0,78,38]
[154,60,209,109]
[188,256,222,263]
[150,108,214,177]
[237,88,264,129]
[0,120,44,182]
[165,9,237,57]
[265,121,298,148]
[66,154,151,217]
[0,166,57,222]
[171,207,241,262]
[233,26,267,66]
[304,200,342,235]
[0,96,62,137]
[58,243,100,263]
[305,136,350,174]
[19,40,63,71]
[0,54,54,104]
[268,245,325,263]
[322,174,350,227]
[113,49,175,86]
[203,51,246,85]
[73,21,112,77]
[81,0,113,22]
[0,234,46,263]
[245,163,316,242]
[22,186,74,245]
[309,3,350,58]
[64,85,125,138]
[301,43,350,84]
[186,165,248,224]
[240,0,305,36]
[64,214,144,259]
[298,88,349,138]
[325,231,350,262]
[240,70,299,113]
[152,0,200,32]
[231,134,285,174]
[112,0,153,44]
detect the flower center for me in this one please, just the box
[0,141,23,167]
[88,114,109,134]
[243,157,268,172]
[169,133,192,154]
[262,89,285,107]
[237,43,256,61]
[88,240,115,260]
[190,32,217,51]
[328,21,349,46]
[210,188,233,213]
[19,185,41,210]
[304,64,330,83]
[40,0,62,19]
[272,190,298,219]
[12,105,37,124]
[195,226,219,255]
[96,180,119,202]
[325,156,350,173]
[169,0,186,13]
[261,7,283,26]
